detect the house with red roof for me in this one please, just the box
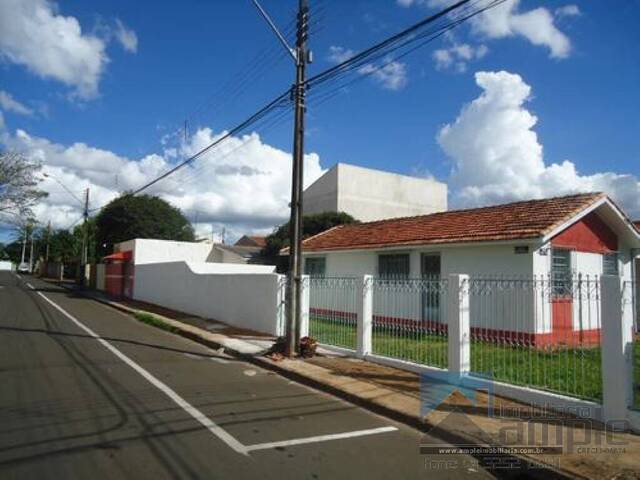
[300,193,640,345]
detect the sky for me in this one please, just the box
[0,0,639,244]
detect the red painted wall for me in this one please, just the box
[551,211,617,253]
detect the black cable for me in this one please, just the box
[306,0,472,89]
[129,89,292,196]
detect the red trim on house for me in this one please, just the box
[103,250,133,262]
[551,211,618,253]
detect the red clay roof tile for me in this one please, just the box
[301,193,606,252]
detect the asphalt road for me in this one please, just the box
[0,271,494,479]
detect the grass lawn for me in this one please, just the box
[309,316,629,402]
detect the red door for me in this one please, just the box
[551,248,573,345]
[552,297,572,344]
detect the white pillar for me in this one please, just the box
[276,274,288,337]
[448,274,470,375]
[357,275,373,358]
[601,275,634,422]
[300,275,310,338]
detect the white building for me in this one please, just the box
[300,193,640,346]
[303,163,447,222]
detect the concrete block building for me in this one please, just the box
[303,163,447,222]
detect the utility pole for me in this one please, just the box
[28,227,34,273]
[20,228,27,267]
[251,0,310,357]
[80,188,89,284]
[45,221,51,263]
[286,0,310,356]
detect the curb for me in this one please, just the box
[61,284,576,480]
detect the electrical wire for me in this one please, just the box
[83,0,505,222]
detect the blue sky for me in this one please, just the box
[1,0,639,243]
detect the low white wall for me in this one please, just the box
[115,239,214,265]
[0,261,12,271]
[133,261,284,335]
[187,262,275,274]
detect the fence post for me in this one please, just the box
[299,275,310,338]
[448,274,470,375]
[601,275,634,422]
[357,275,373,358]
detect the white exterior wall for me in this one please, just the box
[303,163,447,222]
[0,261,12,271]
[131,239,213,265]
[307,243,538,333]
[134,261,283,335]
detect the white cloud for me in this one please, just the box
[438,70,640,218]
[0,121,326,234]
[360,60,408,91]
[0,91,34,116]
[433,42,488,72]
[328,46,408,91]
[555,5,581,18]
[0,0,109,99]
[327,46,354,63]
[401,0,572,59]
[113,19,138,53]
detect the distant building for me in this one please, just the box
[208,244,265,264]
[235,235,267,248]
[303,163,447,222]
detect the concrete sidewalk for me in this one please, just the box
[63,285,640,480]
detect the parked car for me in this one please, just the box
[17,263,30,273]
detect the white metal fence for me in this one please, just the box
[626,279,640,411]
[308,277,358,349]
[371,277,448,368]
[306,273,638,427]
[467,276,602,401]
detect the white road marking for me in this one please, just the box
[34,290,249,456]
[26,282,34,290]
[16,274,22,279]
[28,280,400,456]
[244,426,398,452]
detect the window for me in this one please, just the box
[304,257,326,277]
[551,248,572,297]
[603,253,619,276]
[378,253,410,279]
[421,254,441,278]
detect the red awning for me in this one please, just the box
[103,250,132,262]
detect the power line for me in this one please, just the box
[129,90,292,196]
[85,0,505,217]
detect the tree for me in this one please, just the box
[73,218,97,263]
[263,211,357,268]
[0,151,47,220]
[95,194,195,256]
[48,230,77,263]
